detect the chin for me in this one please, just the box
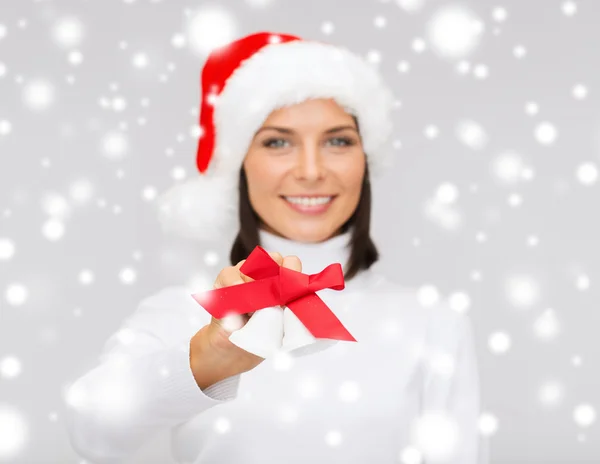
[279,222,341,244]
[260,200,352,243]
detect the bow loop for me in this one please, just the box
[239,246,280,280]
[307,263,345,292]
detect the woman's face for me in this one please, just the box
[243,98,365,243]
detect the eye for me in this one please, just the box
[327,137,356,147]
[262,138,290,149]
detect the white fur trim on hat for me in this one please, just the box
[209,40,395,177]
[156,172,238,240]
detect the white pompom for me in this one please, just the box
[156,173,238,241]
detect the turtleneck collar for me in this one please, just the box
[258,228,353,278]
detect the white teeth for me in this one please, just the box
[284,196,333,206]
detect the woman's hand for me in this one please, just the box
[190,252,302,389]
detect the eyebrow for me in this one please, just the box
[255,125,358,136]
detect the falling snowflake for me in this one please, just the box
[0,238,15,260]
[399,446,424,464]
[491,152,527,185]
[533,308,560,341]
[0,356,22,379]
[119,267,137,284]
[479,412,499,436]
[492,7,508,22]
[426,5,484,59]
[186,6,238,56]
[132,52,149,68]
[324,429,343,447]
[23,79,55,111]
[0,405,28,460]
[455,119,488,150]
[534,122,558,145]
[397,0,427,14]
[488,331,511,354]
[473,64,489,79]
[573,404,596,427]
[78,269,94,285]
[562,1,577,16]
[321,21,335,35]
[435,182,459,204]
[576,162,598,186]
[411,411,459,462]
[417,285,440,307]
[52,17,84,48]
[539,381,564,407]
[447,291,471,314]
[0,119,12,135]
[505,274,541,308]
[101,131,129,159]
[411,37,427,53]
[572,83,588,99]
[42,218,65,241]
[525,101,540,115]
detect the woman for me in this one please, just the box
[64,32,486,463]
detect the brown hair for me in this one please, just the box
[229,117,379,281]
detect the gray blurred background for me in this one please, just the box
[1,0,599,462]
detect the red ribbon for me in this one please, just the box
[191,245,356,342]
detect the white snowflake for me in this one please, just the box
[426,5,483,59]
[52,17,84,48]
[186,6,238,55]
[42,219,66,241]
[0,405,28,460]
[492,7,508,22]
[23,79,55,111]
[488,331,511,354]
[576,162,598,186]
[539,381,564,407]
[478,412,499,436]
[0,120,11,135]
[0,238,15,260]
[435,182,459,204]
[455,119,488,150]
[321,21,335,35]
[573,404,596,427]
[534,122,558,145]
[417,285,440,307]
[0,356,22,379]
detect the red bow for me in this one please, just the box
[191,245,356,342]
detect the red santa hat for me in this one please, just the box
[157,31,395,241]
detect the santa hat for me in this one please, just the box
[157,31,395,241]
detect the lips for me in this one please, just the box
[282,195,335,206]
[280,195,337,215]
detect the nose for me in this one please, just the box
[293,144,325,182]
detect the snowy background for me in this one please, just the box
[1,0,599,462]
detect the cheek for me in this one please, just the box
[244,157,284,206]
[340,162,365,196]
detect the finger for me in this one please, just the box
[267,251,283,266]
[234,259,254,283]
[282,255,302,272]
[212,313,247,333]
[214,266,245,289]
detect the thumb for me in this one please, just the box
[282,255,302,273]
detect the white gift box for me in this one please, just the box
[228,306,338,358]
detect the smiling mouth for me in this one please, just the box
[280,195,336,206]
